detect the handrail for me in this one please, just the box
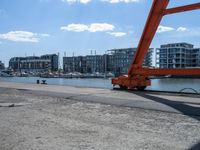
[179,88,199,94]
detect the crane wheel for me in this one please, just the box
[136,86,146,91]
[119,85,128,90]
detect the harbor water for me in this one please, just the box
[0,77,200,93]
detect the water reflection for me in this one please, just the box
[0,77,200,93]
[150,78,200,93]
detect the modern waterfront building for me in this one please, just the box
[107,48,153,76]
[85,55,106,73]
[9,54,58,72]
[156,42,200,68]
[63,55,107,74]
[63,48,153,76]
[0,61,5,70]
[63,56,86,73]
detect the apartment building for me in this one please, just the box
[63,55,106,74]
[9,54,58,72]
[107,48,153,76]
[63,48,153,76]
[156,42,200,68]
[0,61,5,70]
[63,56,86,73]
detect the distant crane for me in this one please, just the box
[112,0,200,90]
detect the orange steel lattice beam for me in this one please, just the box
[112,0,200,90]
[132,68,200,76]
[164,2,200,15]
[128,0,169,74]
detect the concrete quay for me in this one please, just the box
[0,81,200,150]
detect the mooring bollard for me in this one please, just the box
[36,80,40,84]
[41,80,47,84]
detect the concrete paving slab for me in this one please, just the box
[0,81,200,117]
[0,81,200,150]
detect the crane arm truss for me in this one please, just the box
[128,0,169,73]
[129,0,200,76]
[164,2,200,15]
[112,0,200,89]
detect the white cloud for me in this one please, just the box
[157,25,175,33]
[177,27,188,32]
[175,27,200,37]
[107,32,126,37]
[61,0,91,4]
[61,23,128,37]
[89,23,115,32]
[101,0,140,3]
[61,24,89,32]
[0,31,50,43]
[61,23,115,32]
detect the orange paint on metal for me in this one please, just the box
[164,3,200,15]
[128,0,169,72]
[112,0,200,90]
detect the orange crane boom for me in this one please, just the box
[112,0,200,90]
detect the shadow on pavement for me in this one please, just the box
[188,141,200,150]
[130,91,200,150]
[131,91,200,121]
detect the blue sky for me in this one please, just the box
[0,0,200,66]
